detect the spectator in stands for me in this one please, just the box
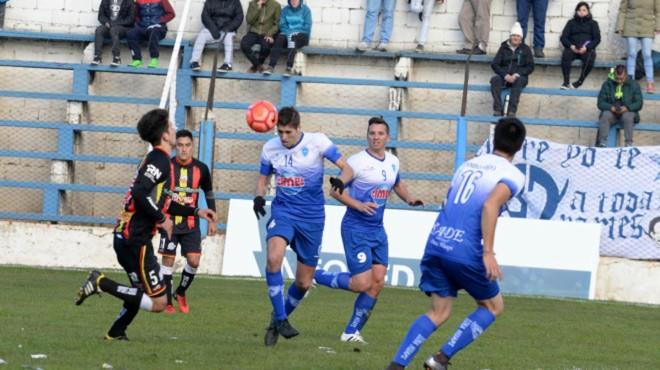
[410,0,444,52]
[490,22,534,117]
[189,0,243,73]
[559,2,600,90]
[0,0,8,29]
[517,0,548,58]
[127,0,175,68]
[356,0,397,52]
[240,0,281,73]
[262,0,311,76]
[456,0,489,55]
[616,0,659,94]
[92,0,136,67]
[596,64,643,147]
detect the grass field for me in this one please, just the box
[1,266,659,370]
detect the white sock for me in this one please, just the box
[139,294,154,312]
[161,265,173,275]
[184,263,197,274]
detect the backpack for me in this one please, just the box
[634,49,660,80]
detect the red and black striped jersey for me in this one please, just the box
[167,157,216,235]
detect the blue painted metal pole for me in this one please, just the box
[197,120,215,236]
[454,116,468,171]
[606,126,618,147]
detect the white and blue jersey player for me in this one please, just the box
[387,118,527,370]
[252,107,353,347]
[314,117,424,344]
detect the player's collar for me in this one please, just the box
[365,148,386,162]
[154,145,170,156]
[175,157,193,166]
[285,132,305,150]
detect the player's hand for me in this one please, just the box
[483,252,502,281]
[408,199,424,207]
[158,218,174,240]
[253,196,266,219]
[208,221,217,236]
[356,202,378,216]
[197,209,217,223]
[329,177,345,194]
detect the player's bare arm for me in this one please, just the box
[481,182,512,281]
[393,181,424,207]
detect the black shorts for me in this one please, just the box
[113,234,166,297]
[157,231,202,257]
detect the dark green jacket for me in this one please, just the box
[597,79,643,123]
[245,0,281,38]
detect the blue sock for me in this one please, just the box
[392,314,438,366]
[441,307,496,358]
[265,271,286,321]
[344,292,377,334]
[284,284,306,317]
[314,269,350,290]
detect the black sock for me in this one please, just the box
[99,277,143,305]
[107,301,139,337]
[177,269,195,296]
[163,274,173,305]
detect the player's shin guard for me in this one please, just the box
[314,269,350,290]
[107,301,140,337]
[345,292,377,334]
[176,263,196,296]
[441,307,495,358]
[98,277,144,306]
[392,315,438,367]
[161,265,173,305]
[284,284,306,317]
[266,270,286,320]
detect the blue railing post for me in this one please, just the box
[43,186,60,216]
[71,64,89,98]
[176,42,194,130]
[57,127,74,159]
[607,125,618,147]
[454,116,468,171]
[383,112,399,143]
[197,120,216,236]
[280,77,297,107]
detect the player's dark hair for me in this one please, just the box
[368,116,389,134]
[493,117,526,155]
[277,106,300,129]
[614,64,626,76]
[176,129,193,140]
[137,109,170,145]
[575,1,589,12]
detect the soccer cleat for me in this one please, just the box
[174,293,189,314]
[340,331,367,344]
[385,362,405,370]
[148,58,158,68]
[105,333,129,341]
[264,316,279,346]
[110,56,121,67]
[129,59,143,68]
[164,304,176,314]
[423,352,450,370]
[75,270,104,305]
[275,318,299,339]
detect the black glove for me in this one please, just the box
[253,196,266,219]
[329,177,345,194]
[408,199,424,207]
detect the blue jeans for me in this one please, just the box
[362,0,397,44]
[627,37,654,82]
[516,0,548,48]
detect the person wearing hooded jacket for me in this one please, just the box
[189,0,243,73]
[596,64,643,147]
[559,1,600,90]
[489,22,534,117]
[126,0,176,68]
[93,0,136,66]
[262,0,311,76]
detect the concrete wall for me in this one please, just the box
[3,0,659,57]
[1,220,658,305]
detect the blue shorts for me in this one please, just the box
[342,225,388,276]
[266,215,324,267]
[419,254,500,301]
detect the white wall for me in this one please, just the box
[4,0,658,57]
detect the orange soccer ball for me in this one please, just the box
[246,100,278,133]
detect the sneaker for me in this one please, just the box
[385,363,405,370]
[560,82,573,90]
[471,46,486,55]
[534,47,545,58]
[262,65,274,75]
[75,270,104,305]
[493,110,503,117]
[190,61,201,71]
[275,318,299,339]
[164,304,176,314]
[596,142,607,148]
[110,56,121,67]
[247,65,258,73]
[572,80,583,89]
[174,292,189,314]
[415,44,424,53]
[375,43,388,52]
[355,41,369,52]
[91,56,101,65]
[423,352,450,370]
[506,111,516,117]
[340,331,367,344]
[283,66,293,77]
[264,316,279,346]
[105,333,129,341]
[218,63,232,73]
[148,58,158,68]
[129,59,143,68]
[456,47,472,54]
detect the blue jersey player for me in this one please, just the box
[314,117,423,344]
[253,107,353,346]
[386,118,526,370]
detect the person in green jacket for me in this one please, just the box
[616,0,660,93]
[596,64,643,147]
[240,0,281,73]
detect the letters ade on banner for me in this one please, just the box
[480,137,660,259]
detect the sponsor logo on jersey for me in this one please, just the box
[370,184,390,206]
[144,164,162,182]
[277,169,305,195]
